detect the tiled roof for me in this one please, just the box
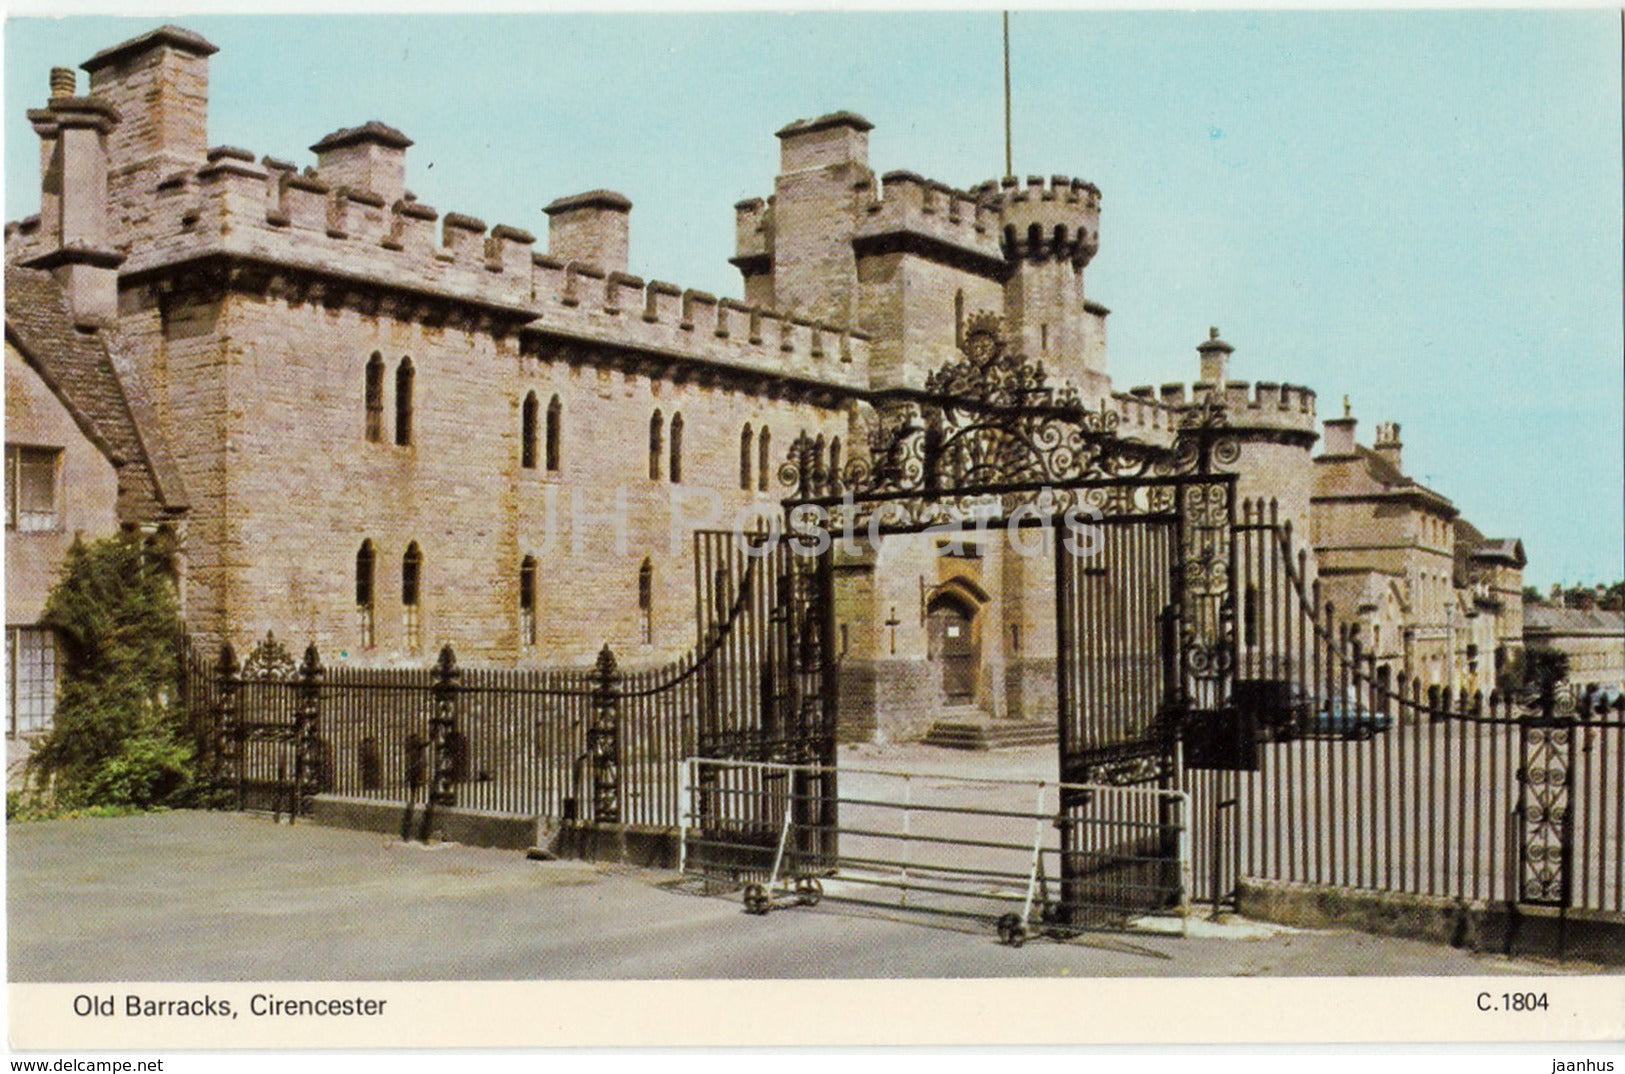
[1524,605,1625,637]
[4,265,187,523]
[1315,445,1455,515]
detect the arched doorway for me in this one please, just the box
[926,590,980,705]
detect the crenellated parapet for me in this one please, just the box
[95,138,871,393]
[1133,379,1319,444]
[849,170,1004,273]
[1111,388,1182,443]
[973,174,1101,268]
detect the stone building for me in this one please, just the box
[4,24,1524,743]
[1311,406,1525,697]
[4,262,187,774]
[1523,605,1625,694]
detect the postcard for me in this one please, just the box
[4,8,1622,1063]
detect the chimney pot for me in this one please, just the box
[1373,421,1404,473]
[50,67,76,98]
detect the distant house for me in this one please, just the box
[1523,604,1625,693]
[1311,409,1525,697]
[5,263,186,774]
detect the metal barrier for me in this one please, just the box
[680,758,1191,946]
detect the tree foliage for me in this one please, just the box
[1497,646,1571,706]
[24,533,195,811]
[1528,581,1625,612]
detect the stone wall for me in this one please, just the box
[4,342,121,623]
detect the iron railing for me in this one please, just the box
[1185,499,1625,916]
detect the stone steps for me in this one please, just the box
[921,718,1059,751]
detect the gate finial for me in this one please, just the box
[299,642,323,681]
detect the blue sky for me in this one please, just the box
[6,12,1621,588]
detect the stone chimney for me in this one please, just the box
[1197,326,1233,384]
[311,121,412,205]
[80,24,217,170]
[1322,396,1358,457]
[1373,421,1403,473]
[775,110,872,174]
[544,190,632,274]
[24,67,125,329]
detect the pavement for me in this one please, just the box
[7,806,1601,981]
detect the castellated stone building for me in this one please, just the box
[5,25,1527,744]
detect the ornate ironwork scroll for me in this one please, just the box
[1179,478,1236,711]
[779,313,1238,536]
[214,643,242,809]
[427,643,462,811]
[588,644,621,823]
[291,642,324,821]
[1518,718,1574,907]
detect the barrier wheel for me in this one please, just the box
[743,883,770,915]
[997,913,1026,947]
[794,876,823,906]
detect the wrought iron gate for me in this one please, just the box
[775,312,1242,920]
[681,530,838,883]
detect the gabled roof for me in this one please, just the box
[1451,517,1526,585]
[5,265,187,524]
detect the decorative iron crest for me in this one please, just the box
[241,630,298,681]
[780,313,1238,521]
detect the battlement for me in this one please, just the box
[974,174,1101,267]
[1111,389,1181,440]
[92,139,871,391]
[1128,379,1319,436]
[850,171,1003,266]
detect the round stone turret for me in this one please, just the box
[976,174,1101,268]
[1133,330,1323,536]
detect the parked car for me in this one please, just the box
[1301,697,1393,740]
[1232,679,1393,741]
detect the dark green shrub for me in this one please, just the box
[25,533,195,811]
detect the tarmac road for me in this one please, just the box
[6,808,1595,982]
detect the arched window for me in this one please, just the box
[828,435,842,482]
[757,427,771,492]
[648,410,664,481]
[364,354,385,442]
[519,555,537,648]
[355,540,376,648]
[669,413,684,484]
[638,558,653,643]
[954,290,965,349]
[394,357,414,447]
[521,392,539,470]
[740,423,753,490]
[402,541,423,651]
[545,395,562,472]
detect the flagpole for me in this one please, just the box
[1003,11,1013,179]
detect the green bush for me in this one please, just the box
[25,533,196,812]
[75,730,194,810]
